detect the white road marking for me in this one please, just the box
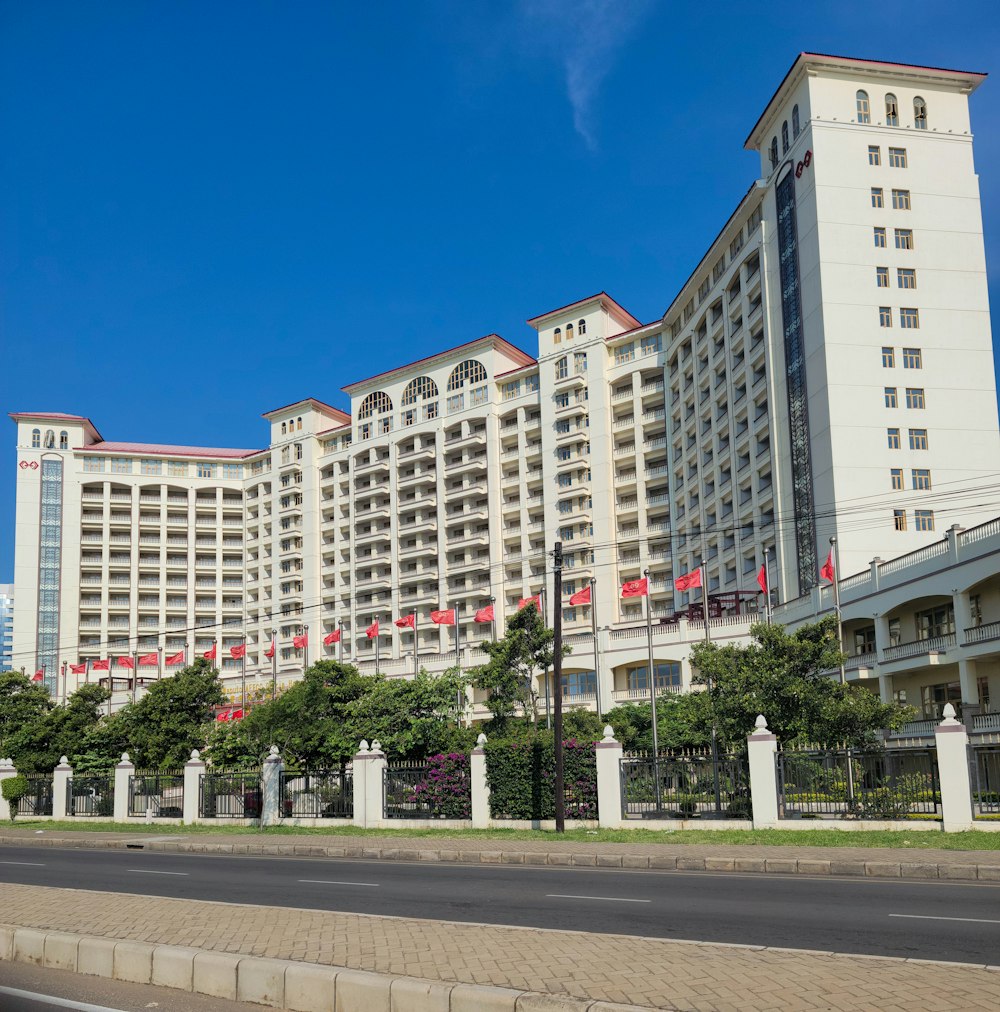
[546,893,651,903]
[0,984,130,1011]
[889,913,1000,925]
[298,879,380,887]
[126,869,189,876]
[0,860,46,866]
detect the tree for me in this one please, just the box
[2,775,28,821]
[0,671,52,758]
[603,696,711,752]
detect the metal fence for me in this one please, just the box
[777,748,940,819]
[280,770,353,818]
[67,775,114,817]
[16,774,53,817]
[383,761,471,819]
[199,771,262,819]
[970,746,1000,817]
[128,772,184,818]
[620,752,750,819]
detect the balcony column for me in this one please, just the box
[873,613,893,704]
[952,590,980,711]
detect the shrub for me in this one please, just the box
[1,775,28,820]
[407,752,471,819]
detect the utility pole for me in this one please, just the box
[552,542,565,833]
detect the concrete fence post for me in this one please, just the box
[0,758,17,821]
[365,741,387,827]
[113,752,134,823]
[52,756,72,820]
[747,715,780,828]
[352,741,370,828]
[183,749,205,824]
[261,745,283,826]
[935,704,974,832]
[595,725,623,829]
[470,733,489,828]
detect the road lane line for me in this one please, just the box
[298,879,380,887]
[0,985,129,1011]
[889,913,1000,925]
[546,894,650,903]
[127,869,189,876]
[0,861,46,866]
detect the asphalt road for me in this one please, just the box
[0,846,998,964]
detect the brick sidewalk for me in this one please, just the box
[2,883,999,1010]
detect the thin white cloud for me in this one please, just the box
[520,0,653,148]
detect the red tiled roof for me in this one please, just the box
[78,441,262,459]
[260,397,350,422]
[494,362,540,380]
[317,423,352,435]
[526,292,641,330]
[10,411,104,442]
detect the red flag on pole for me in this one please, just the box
[230,644,246,660]
[757,564,768,595]
[230,708,244,720]
[137,653,158,666]
[70,662,88,675]
[474,604,494,623]
[323,629,341,645]
[216,709,231,723]
[366,619,379,639]
[264,638,275,659]
[203,644,217,660]
[673,568,702,592]
[31,670,44,682]
[292,632,308,649]
[430,609,455,625]
[820,550,835,583]
[517,594,541,611]
[394,614,415,629]
[92,658,110,671]
[117,656,135,669]
[621,578,648,598]
[568,585,591,606]
[165,650,185,666]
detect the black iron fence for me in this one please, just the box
[128,772,184,818]
[620,751,750,819]
[67,775,114,817]
[383,759,471,819]
[16,774,53,817]
[777,748,940,819]
[280,770,353,818]
[970,747,1000,817]
[199,771,262,819]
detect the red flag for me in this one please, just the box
[203,644,217,660]
[366,619,379,639]
[621,578,648,598]
[323,629,341,645]
[474,604,494,623]
[138,653,159,666]
[674,568,702,592]
[230,708,244,720]
[165,650,185,666]
[517,594,541,611]
[292,632,308,649]
[820,550,835,583]
[568,585,591,606]
[70,662,88,675]
[430,609,455,625]
[394,614,415,629]
[92,658,110,671]
[117,656,135,669]
[264,638,275,659]
[31,670,44,682]
[757,564,768,595]
[230,644,246,660]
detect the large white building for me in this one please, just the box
[8,53,1000,720]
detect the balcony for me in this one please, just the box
[965,621,1000,646]
[882,633,956,663]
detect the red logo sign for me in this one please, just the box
[18,460,39,470]
[795,149,813,178]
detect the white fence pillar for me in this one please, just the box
[596,725,623,829]
[183,749,205,824]
[747,715,780,828]
[113,752,134,823]
[935,704,974,832]
[52,757,72,820]
[365,741,387,827]
[0,758,17,821]
[471,733,490,828]
[261,746,283,826]
[352,741,369,828]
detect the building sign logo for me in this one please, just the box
[18,460,39,470]
[794,149,813,179]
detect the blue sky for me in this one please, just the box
[2,1,999,580]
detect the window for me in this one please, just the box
[197,462,218,478]
[903,347,922,369]
[884,387,898,408]
[641,334,662,356]
[281,422,286,435]
[30,428,40,448]
[893,509,907,530]
[868,145,880,165]
[446,394,464,414]
[897,268,916,289]
[401,375,438,405]
[917,603,953,640]
[574,351,587,374]
[578,318,587,334]
[899,308,919,329]
[613,342,635,365]
[913,96,927,130]
[168,460,187,477]
[525,374,539,393]
[554,392,569,408]
[892,188,910,210]
[359,390,392,418]
[565,323,574,340]
[557,473,573,488]
[874,227,886,248]
[43,429,55,448]
[747,205,763,233]
[553,327,561,343]
[906,387,925,409]
[110,457,132,474]
[888,147,907,168]
[423,401,439,420]
[140,459,162,475]
[882,346,895,368]
[914,509,935,532]
[781,120,789,153]
[792,104,800,137]
[469,385,488,407]
[223,463,242,480]
[83,456,105,473]
[857,90,871,123]
[885,93,899,127]
[890,468,903,490]
[447,359,487,391]
[769,137,778,169]
[626,662,681,692]
[895,228,914,250]
[58,431,68,449]
[879,306,892,327]
[294,442,302,461]
[909,428,928,450]
[876,266,889,288]
[555,356,568,380]
[887,428,900,449]
[871,187,884,208]
[559,671,597,698]
[912,468,931,490]
[502,381,520,401]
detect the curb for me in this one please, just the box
[0,923,651,1011]
[2,835,1000,882]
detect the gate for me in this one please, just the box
[16,775,53,817]
[279,770,353,818]
[129,772,184,818]
[619,752,750,819]
[971,746,1000,818]
[67,775,114,817]
[199,771,262,818]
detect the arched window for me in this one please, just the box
[565,322,574,340]
[781,121,789,154]
[401,375,439,405]
[769,137,778,169]
[297,417,302,430]
[913,96,927,130]
[553,327,562,344]
[792,104,800,138]
[31,428,40,448]
[59,431,68,449]
[578,318,587,335]
[281,422,287,435]
[43,429,55,448]
[295,443,302,461]
[856,90,870,124]
[446,359,487,392]
[358,390,393,418]
[885,93,898,127]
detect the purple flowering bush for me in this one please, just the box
[405,752,471,819]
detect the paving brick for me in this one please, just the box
[976,865,1000,881]
[621,855,650,869]
[501,852,526,864]
[42,931,79,972]
[479,851,503,863]
[677,856,707,871]
[151,944,199,990]
[13,927,46,965]
[113,940,154,983]
[829,861,866,876]
[796,860,830,875]
[236,955,288,1007]
[939,863,978,880]
[334,969,391,1012]
[596,854,624,868]
[734,857,766,873]
[899,862,939,879]
[389,976,452,1011]
[193,950,241,999]
[284,962,338,1012]
[703,857,735,872]
[765,859,798,874]
[649,855,677,870]
[77,936,116,978]
[546,852,573,865]
[570,853,597,867]
[864,862,901,878]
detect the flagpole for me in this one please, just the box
[489,596,496,642]
[764,551,773,624]
[157,645,163,682]
[541,588,551,730]
[270,629,277,701]
[830,537,846,685]
[338,620,343,665]
[374,615,380,673]
[131,649,138,705]
[240,639,247,712]
[702,574,722,813]
[590,577,601,721]
[61,661,67,706]
[414,612,419,677]
[643,569,662,813]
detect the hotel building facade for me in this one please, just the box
[9,54,1000,720]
